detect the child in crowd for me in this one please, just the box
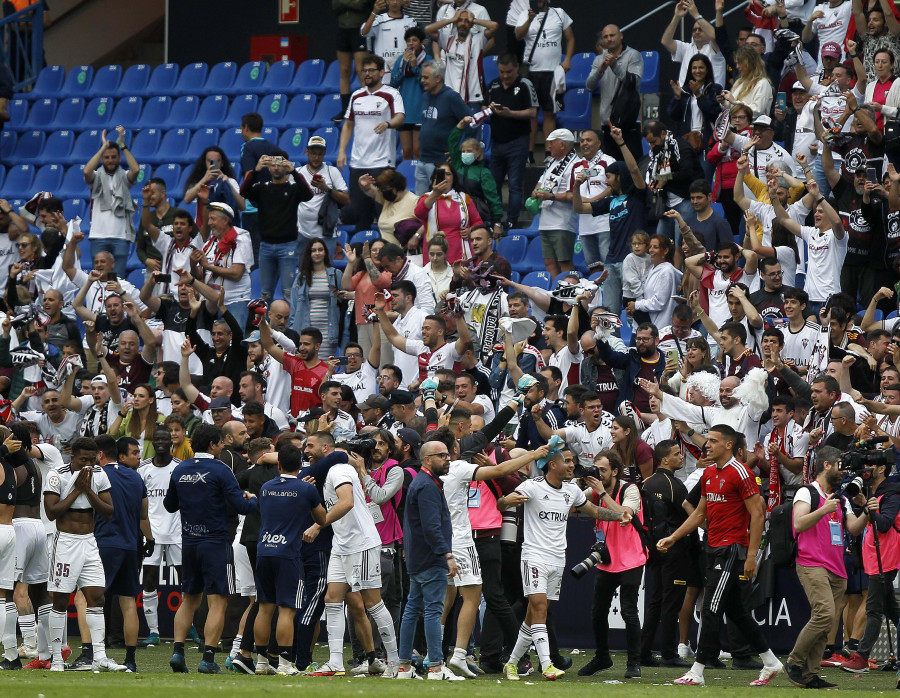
[622,231,652,313]
[165,413,193,460]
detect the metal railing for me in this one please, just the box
[621,0,746,41]
[1,1,46,92]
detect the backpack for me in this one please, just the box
[608,71,642,130]
[768,484,819,568]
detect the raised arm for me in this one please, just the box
[661,2,686,55]
[123,299,158,363]
[258,317,286,365]
[73,270,100,322]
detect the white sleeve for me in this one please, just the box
[271,329,297,354]
[793,486,812,506]
[672,40,688,61]
[402,337,425,356]
[233,233,253,267]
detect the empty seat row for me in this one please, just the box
[22,59,360,102]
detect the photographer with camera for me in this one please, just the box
[498,449,631,681]
[785,445,868,688]
[577,450,647,680]
[657,424,784,687]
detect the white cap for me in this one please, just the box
[791,81,807,91]
[752,114,773,128]
[546,128,576,143]
[207,202,235,219]
[90,374,108,385]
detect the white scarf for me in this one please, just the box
[425,189,472,258]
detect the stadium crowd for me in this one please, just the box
[7,0,900,689]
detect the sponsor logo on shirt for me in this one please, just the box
[178,472,209,484]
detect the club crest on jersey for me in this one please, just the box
[564,493,570,505]
[801,338,809,349]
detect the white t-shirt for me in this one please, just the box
[441,459,479,546]
[578,151,617,236]
[442,28,488,103]
[200,227,253,304]
[345,85,405,169]
[323,463,382,555]
[437,0,491,41]
[22,410,84,455]
[252,350,293,416]
[550,344,583,393]
[74,395,121,436]
[471,394,496,423]
[748,199,810,248]
[792,99,818,162]
[70,269,148,316]
[138,457,182,544]
[800,226,848,301]
[516,476,586,566]
[563,423,613,470]
[537,155,584,233]
[672,40,727,92]
[332,360,378,404]
[794,479,853,513]
[731,133,799,180]
[516,7,573,72]
[43,464,112,511]
[296,165,349,240]
[363,13,418,70]
[89,170,132,242]
[762,421,808,489]
[809,1,853,66]
[392,307,426,389]
[403,338,462,377]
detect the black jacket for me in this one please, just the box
[187,308,247,403]
[666,82,723,149]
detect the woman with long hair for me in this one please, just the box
[423,234,452,308]
[721,46,773,117]
[414,161,484,264]
[744,211,802,288]
[707,102,753,231]
[611,415,655,485]
[110,383,166,458]
[663,336,712,398]
[291,238,341,358]
[183,146,246,219]
[170,388,201,439]
[666,53,723,168]
[629,234,682,329]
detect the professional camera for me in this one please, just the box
[573,463,600,480]
[340,435,377,468]
[838,437,893,498]
[570,540,610,579]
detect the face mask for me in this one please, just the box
[381,189,397,202]
[461,152,476,166]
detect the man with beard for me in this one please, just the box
[186,287,247,401]
[596,323,665,423]
[83,127,140,278]
[237,371,288,431]
[327,341,380,405]
[378,243,434,314]
[721,114,797,183]
[243,329,293,418]
[73,273,136,355]
[749,258,795,321]
[685,242,759,328]
[61,243,147,320]
[377,282,423,390]
[454,255,509,366]
[534,391,613,472]
[144,209,203,296]
[313,381,358,442]
[426,9,497,106]
[452,227,512,288]
[58,361,122,439]
[259,319,328,416]
[573,129,618,269]
[657,304,702,358]
[19,388,83,454]
[42,289,80,356]
[359,394,392,429]
[717,321,763,379]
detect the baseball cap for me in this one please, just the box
[359,394,390,411]
[821,41,842,59]
[209,396,232,410]
[388,389,415,406]
[91,374,108,385]
[546,128,576,143]
[207,202,234,219]
[307,135,327,149]
[791,81,807,92]
[752,114,773,128]
[396,427,421,457]
[242,330,261,343]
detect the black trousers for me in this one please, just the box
[640,550,688,659]
[591,566,643,664]
[343,167,387,232]
[696,544,770,666]
[474,536,519,663]
[859,569,900,658]
[294,549,329,668]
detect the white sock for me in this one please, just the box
[691,660,705,677]
[49,609,66,663]
[759,649,780,668]
[452,646,466,660]
[18,612,36,645]
[2,601,16,660]
[231,634,242,658]
[325,602,345,670]
[257,653,269,668]
[37,605,51,660]
[508,624,532,666]
[531,624,550,671]
[142,592,159,635]
[367,600,399,665]
[85,607,107,661]
[0,599,5,659]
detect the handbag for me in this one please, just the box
[646,190,667,224]
[316,166,344,236]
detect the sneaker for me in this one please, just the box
[503,662,519,681]
[18,639,37,659]
[301,662,319,674]
[0,657,22,670]
[310,662,345,676]
[551,655,573,670]
[124,662,138,674]
[624,662,641,679]
[465,656,485,674]
[350,661,371,675]
[709,657,727,669]
[785,662,806,688]
[517,658,534,675]
[62,645,71,661]
[50,660,65,672]
[542,663,565,680]
[749,662,783,687]
[428,665,464,680]
[380,661,398,678]
[224,655,235,672]
[578,654,613,676]
[368,657,387,675]
[330,111,345,124]
[255,662,276,675]
[868,658,879,670]
[92,657,128,672]
[23,658,51,670]
[169,652,189,673]
[674,671,705,686]
[277,662,301,676]
[198,660,221,674]
[678,643,695,659]
[479,659,504,674]
[719,651,732,660]
[67,653,93,671]
[396,666,423,679]
[187,625,201,644]
[448,653,477,678]
[660,656,691,668]
[840,651,869,673]
[139,632,160,647]
[640,654,660,667]
[230,655,256,675]
[821,653,845,667]
[733,656,764,671]
[808,675,838,689]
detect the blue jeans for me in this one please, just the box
[226,301,249,333]
[602,261,623,317]
[399,564,447,665]
[488,135,530,225]
[415,161,436,196]
[809,154,832,198]
[580,233,608,268]
[655,197,695,242]
[91,238,132,278]
[296,235,337,262]
[259,240,299,302]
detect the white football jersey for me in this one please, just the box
[441,460,479,546]
[563,423,613,470]
[323,463,382,555]
[516,476,586,566]
[43,464,111,512]
[138,458,182,545]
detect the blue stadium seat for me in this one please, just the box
[57,166,90,198]
[567,52,595,90]
[142,63,180,97]
[202,61,237,96]
[153,163,182,192]
[33,131,74,166]
[31,163,64,193]
[278,128,309,165]
[711,202,725,218]
[6,131,44,165]
[258,93,289,126]
[174,62,208,96]
[3,164,34,199]
[510,271,520,283]
[49,97,85,131]
[126,268,144,290]
[261,61,295,93]
[223,94,259,130]
[556,89,592,131]
[225,62,267,96]
[185,128,220,165]
[60,65,94,98]
[88,64,123,98]
[109,96,143,130]
[196,95,229,129]
[135,95,172,129]
[62,129,102,166]
[167,95,200,128]
[483,55,499,86]
[312,126,340,162]
[130,164,152,195]
[395,159,417,184]
[527,215,540,230]
[309,94,342,129]
[79,97,115,131]
[155,129,192,166]
[62,197,88,222]
[522,270,552,290]
[481,123,492,161]
[21,98,55,132]
[175,169,193,201]
[497,234,528,266]
[27,65,65,100]
[0,132,14,162]
[129,128,162,163]
[641,51,660,94]
[285,94,317,126]
[261,126,279,144]
[314,60,342,95]
[349,229,381,245]
[219,128,245,164]
[116,64,151,97]
[521,238,546,273]
[7,99,27,131]
[290,58,326,94]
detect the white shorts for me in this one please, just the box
[521,559,563,601]
[327,546,381,592]
[233,541,256,597]
[47,531,105,594]
[13,518,48,584]
[0,524,15,589]
[451,544,482,587]
[144,542,182,567]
